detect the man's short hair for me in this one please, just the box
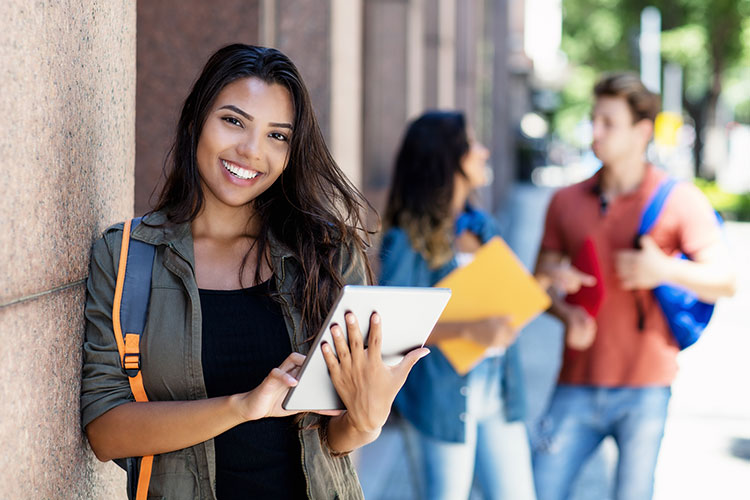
[593,73,661,123]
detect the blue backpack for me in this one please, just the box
[638,179,719,349]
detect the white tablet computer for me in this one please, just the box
[282,285,451,411]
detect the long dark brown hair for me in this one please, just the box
[153,44,373,340]
[384,111,469,268]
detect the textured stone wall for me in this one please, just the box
[0,1,135,498]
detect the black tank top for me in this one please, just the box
[200,280,307,500]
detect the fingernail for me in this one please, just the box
[321,341,329,351]
[372,312,380,324]
[330,325,341,337]
[346,313,355,324]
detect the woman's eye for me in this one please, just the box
[269,132,288,142]
[222,116,242,127]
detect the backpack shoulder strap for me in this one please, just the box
[639,178,678,236]
[112,216,155,500]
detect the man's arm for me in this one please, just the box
[616,235,736,303]
[535,249,597,350]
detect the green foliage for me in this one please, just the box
[553,0,750,138]
[694,178,750,221]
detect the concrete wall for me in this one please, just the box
[0,1,135,498]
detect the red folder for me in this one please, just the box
[564,237,605,317]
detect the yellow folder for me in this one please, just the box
[434,236,551,375]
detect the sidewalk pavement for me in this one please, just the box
[354,182,750,499]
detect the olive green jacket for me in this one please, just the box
[81,211,366,499]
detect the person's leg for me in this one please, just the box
[475,416,537,500]
[611,387,671,500]
[532,385,607,500]
[416,421,478,500]
[468,355,536,500]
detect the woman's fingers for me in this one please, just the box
[315,409,345,417]
[269,367,298,387]
[321,341,341,378]
[366,312,382,360]
[330,323,351,369]
[393,347,430,384]
[345,312,366,366]
[278,352,305,373]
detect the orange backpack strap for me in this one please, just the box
[113,217,155,500]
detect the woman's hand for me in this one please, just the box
[465,316,518,348]
[321,312,429,435]
[233,352,305,421]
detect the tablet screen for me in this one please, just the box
[282,285,451,411]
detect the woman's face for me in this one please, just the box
[195,76,294,212]
[459,129,490,189]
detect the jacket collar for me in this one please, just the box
[129,211,297,267]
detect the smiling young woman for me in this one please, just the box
[81,44,428,500]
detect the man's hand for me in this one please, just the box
[537,261,597,295]
[615,235,669,290]
[564,305,597,350]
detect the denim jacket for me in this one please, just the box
[81,211,365,499]
[379,207,526,443]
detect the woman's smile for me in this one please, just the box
[221,159,260,181]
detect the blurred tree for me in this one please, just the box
[555,0,750,174]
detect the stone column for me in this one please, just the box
[0,1,136,498]
[490,0,515,210]
[275,0,332,143]
[135,0,261,215]
[363,0,410,214]
[330,0,364,188]
[455,0,481,128]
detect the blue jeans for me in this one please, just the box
[409,356,537,500]
[532,385,671,500]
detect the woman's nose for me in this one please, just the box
[479,143,490,160]
[237,133,262,159]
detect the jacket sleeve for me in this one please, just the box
[80,227,134,430]
[458,208,502,244]
[378,228,419,286]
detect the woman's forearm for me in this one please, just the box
[425,321,470,343]
[85,395,246,461]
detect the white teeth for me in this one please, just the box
[222,160,259,180]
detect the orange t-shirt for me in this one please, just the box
[541,165,722,387]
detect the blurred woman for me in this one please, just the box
[379,111,537,500]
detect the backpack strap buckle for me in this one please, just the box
[123,333,142,377]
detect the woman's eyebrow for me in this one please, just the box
[218,104,252,120]
[218,104,293,130]
[270,121,293,130]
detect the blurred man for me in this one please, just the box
[533,73,736,500]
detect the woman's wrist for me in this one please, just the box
[327,412,382,453]
[227,392,256,424]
